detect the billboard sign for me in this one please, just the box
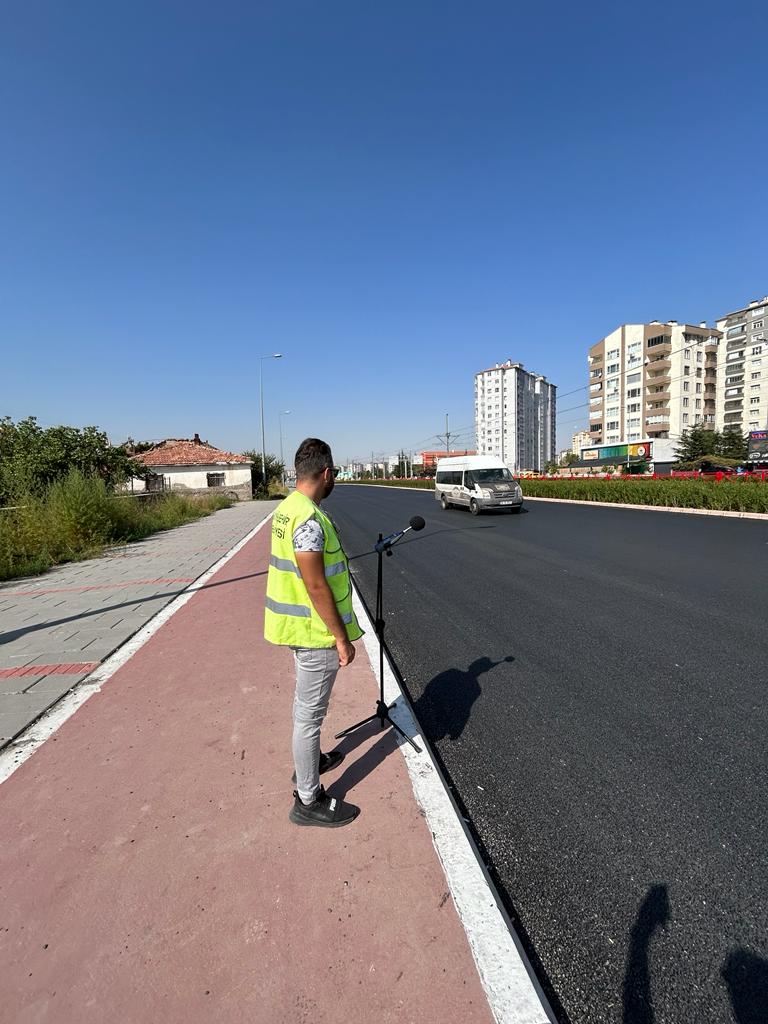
[581,442,652,462]
[747,430,768,463]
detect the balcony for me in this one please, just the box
[646,336,672,351]
[646,415,670,426]
[647,372,671,386]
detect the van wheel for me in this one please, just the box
[469,499,480,516]
[440,494,450,510]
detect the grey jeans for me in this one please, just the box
[291,646,340,803]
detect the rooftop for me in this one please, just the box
[133,435,252,467]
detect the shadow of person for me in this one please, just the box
[413,655,514,743]
[622,884,670,1024]
[326,721,401,797]
[722,948,768,1023]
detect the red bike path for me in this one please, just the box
[0,522,495,1024]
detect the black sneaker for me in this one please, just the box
[291,749,345,784]
[288,785,360,828]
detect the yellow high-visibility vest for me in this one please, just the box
[264,490,363,648]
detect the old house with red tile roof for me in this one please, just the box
[131,434,253,500]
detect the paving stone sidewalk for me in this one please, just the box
[0,500,279,747]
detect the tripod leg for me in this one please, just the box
[384,712,422,753]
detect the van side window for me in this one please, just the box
[437,471,461,485]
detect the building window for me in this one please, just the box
[607,363,620,375]
[606,420,619,430]
[627,403,640,413]
[683,381,690,392]
[683,397,689,407]
[607,348,620,360]
[696,399,701,409]
[752,346,763,355]
[696,351,703,362]
[751,397,761,405]
[753,321,764,331]
[752,372,762,379]
[752,308,765,318]
[207,473,225,487]
[684,348,691,358]
[627,388,641,398]
[727,324,746,336]
[627,372,641,384]
[647,336,668,347]
[683,413,689,424]
[684,365,690,375]
[696,383,702,393]
[590,423,602,432]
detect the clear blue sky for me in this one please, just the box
[2,0,766,462]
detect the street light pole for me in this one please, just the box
[279,410,291,485]
[259,353,282,492]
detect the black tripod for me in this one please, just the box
[335,532,421,752]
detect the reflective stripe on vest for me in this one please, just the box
[265,596,311,618]
[270,554,348,579]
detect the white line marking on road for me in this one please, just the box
[0,510,276,785]
[350,585,556,1024]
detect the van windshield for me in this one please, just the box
[472,468,515,483]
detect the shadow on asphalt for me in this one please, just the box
[0,570,269,645]
[622,885,768,1023]
[622,884,670,1024]
[722,948,768,1023]
[412,655,515,743]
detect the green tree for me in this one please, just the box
[716,427,747,461]
[673,425,720,463]
[242,450,285,494]
[0,416,144,504]
[563,452,579,467]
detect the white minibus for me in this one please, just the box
[434,456,523,515]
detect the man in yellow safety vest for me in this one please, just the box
[265,437,364,827]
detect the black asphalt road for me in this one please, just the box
[325,484,768,1024]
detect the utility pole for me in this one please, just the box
[436,413,454,454]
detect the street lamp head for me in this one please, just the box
[273,353,283,359]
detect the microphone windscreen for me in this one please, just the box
[410,516,426,531]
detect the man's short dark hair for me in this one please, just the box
[295,438,334,479]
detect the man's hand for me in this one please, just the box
[337,639,356,667]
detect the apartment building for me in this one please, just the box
[715,296,768,435]
[474,361,556,472]
[571,429,591,455]
[587,322,720,447]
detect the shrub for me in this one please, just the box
[0,472,235,581]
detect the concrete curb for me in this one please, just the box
[338,483,768,521]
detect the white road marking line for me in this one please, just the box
[351,585,556,1024]
[0,510,276,785]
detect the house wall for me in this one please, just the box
[127,464,253,499]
